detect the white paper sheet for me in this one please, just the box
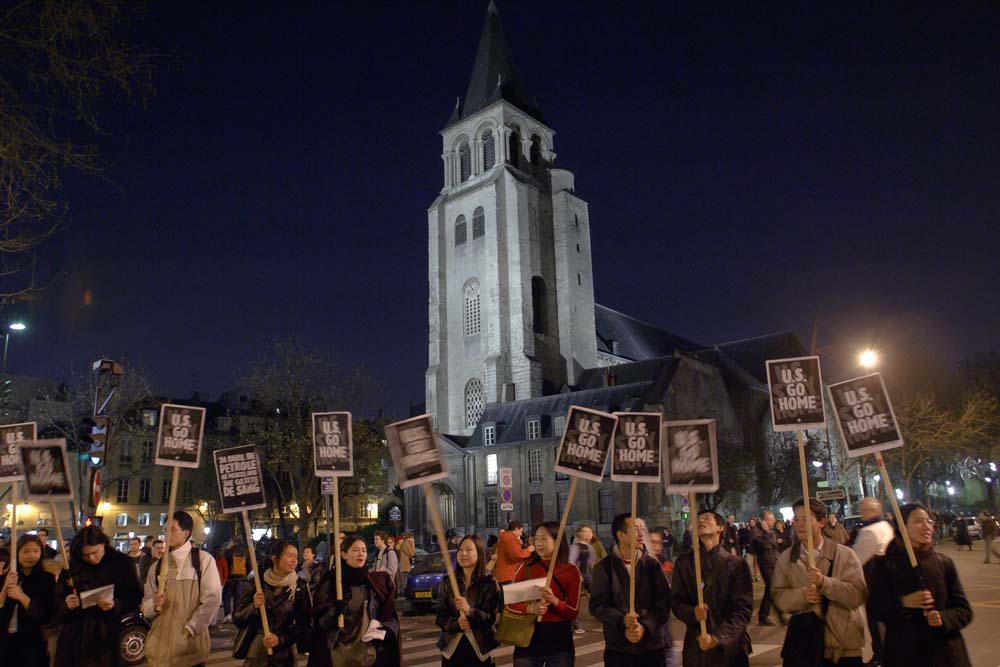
[80,584,114,609]
[502,577,546,604]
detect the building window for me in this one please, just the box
[531,276,547,334]
[161,479,172,503]
[557,491,568,518]
[459,141,471,182]
[36,511,51,527]
[483,425,496,446]
[486,454,498,485]
[472,207,485,239]
[486,497,499,527]
[553,415,566,436]
[142,409,157,427]
[116,513,129,527]
[160,512,168,527]
[556,469,569,481]
[116,479,129,504]
[138,513,150,527]
[508,130,521,168]
[482,128,496,170]
[577,273,582,286]
[526,418,541,440]
[455,215,467,246]
[141,441,154,464]
[181,481,193,503]
[576,243,580,253]
[529,449,543,483]
[574,214,579,229]
[599,489,615,524]
[463,279,481,336]
[119,441,132,465]
[465,378,485,429]
[138,478,151,504]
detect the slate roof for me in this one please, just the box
[594,303,702,361]
[445,1,544,129]
[710,332,806,384]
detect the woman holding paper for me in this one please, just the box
[0,534,56,667]
[54,525,143,667]
[435,534,501,666]
[506,521,582,667]
[870,503,973,667]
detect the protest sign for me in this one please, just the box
[155,404,206,468]
[611,412,661,482]
[214,445,267,513]
[828,373,903,458]
[663,420,719,493]
[385,414,447,489]
[312,412,353,477]
[553,406,619,483]
[766,356,827,431]
[0,421,35,482]
[19,439,74,502]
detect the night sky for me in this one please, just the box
[14,2,1000,412]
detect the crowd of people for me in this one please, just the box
[0,499,993,667]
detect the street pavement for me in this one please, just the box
[194,541,998,667]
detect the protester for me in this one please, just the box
[234,539,307,667]
[774,520,791,553]
[141,510,222,667]
[35,528,59,559]
[54,525,143,667]
[647,527,672,571]
[142,536,154,558]
[723,515,739,555]
[870,502,972,666]
[435,535,500,666]
[493,521,534,583]
[506,521,582,666]
[662,527,675,562]
[315,534,400,667]
[952,519,972,551]
[851,497,894,665]
[752,511,779,625]
[823,513,850,546]
[741,519,758,581]
[670,510,753,667]
[224,538,250,624]
[373,531,399,581]
[397,534,415,594]
[298,546,318,583]
[126,536,146,581]
[568,524,598,634]
[591,513,671,666]
[0,535,56,666]
[141,539,165,585]
[978,511,997,564]
[212,545,229,625]
[772,498,867,667]
[591,529,608,562]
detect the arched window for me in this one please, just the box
[465,378,485,429]
[482,129,495,170]
[459,141,471,182]
[508,130,521,168]
[531,276,548,334]
[472,206,485,239]
[530,134,542,166]
[455,215,467,246]
[463,279,481,336]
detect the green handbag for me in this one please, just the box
[493,608,536,648]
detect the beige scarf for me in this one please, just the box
[263,567,298,591]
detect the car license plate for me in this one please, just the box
[415,591,432,599]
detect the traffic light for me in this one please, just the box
[83,415,110,465]
[683,511,689,521]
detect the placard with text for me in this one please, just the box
[19,439,74,502]
[0,421,35,482]
[155,404,206,468]
[611,412,661,482]
[766,356,827,431]
[553,406,618,483]
[214,445,267,513]
[663,419,719,493]
[312,411,353,477]
[385,414,448,490]
[827,372,903,458]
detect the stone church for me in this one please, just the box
[405,2,806,544]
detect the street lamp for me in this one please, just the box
[2,321,26,373]
[811,460,824,468]
[859,349,878,369]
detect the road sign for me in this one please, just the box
[681,495,690,507]
[499,466,514,512]
[827,470,838,484]
[500,488,513,503]
[500,467,513,488]
[388,506,402,522]
[816,489,846,501]
[320,477,335,495]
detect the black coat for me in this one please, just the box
[722,524,738,553]
[435,572,501,656]
[234,574,308,666]
[0,563,57,667]
[670,544,753,667]
[869,541,972,667]
[54,548,143,667]
[589,551,671,656]
[751,527,779,569]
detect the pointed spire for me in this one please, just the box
[446,1,543,128]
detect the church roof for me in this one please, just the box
[445,1,544,129]
[594,303,702,361]
[709,331,806,384]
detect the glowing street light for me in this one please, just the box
[2,321,26,373]
[811,460,824,468]
[873,474,881,483]
[859,349,878,369]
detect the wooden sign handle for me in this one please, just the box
[795,431,816,570]
[332,478,344,628]
[48,501,75,593]
[422,483,465,619]
[156,467,180,611]
[628,481,638,615]
[539,476,578,620]
[689,492,707,637]
[10,482,17,572]
[875,454,918,568]
[241,511,273,655]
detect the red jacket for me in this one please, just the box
[508,558,582,623]
[494,530,532,583]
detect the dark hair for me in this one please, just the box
[457,534,488,584]
[792,498,828,523]
[507,520,523,531]
[269,540,297,569]
[37,528,49,537]
[374,530,389,541]
[173,510,194,538]
[69,525,111,566]
[152,539,164,547]
[899,503,930,529]
[486,534,498,548]
[648,527,666,539]
[698,509,726,527]
[533,521,568,563]
[341,534,366,553]
[612,512,644,546]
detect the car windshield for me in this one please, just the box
[412,551,454,574]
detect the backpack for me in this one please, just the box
[231,553,247,576]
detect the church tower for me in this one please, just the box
[426,1,598,435]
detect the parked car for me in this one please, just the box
[405,550,455,613]
[120,611,150,666]
[956,516,981,539]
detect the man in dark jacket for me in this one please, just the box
[752,511,780,625]
[670,510,753,667]
[591,512,672,666]
[723,516,739,555]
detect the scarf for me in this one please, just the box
[339,562,369,588]
[263,567,298,590]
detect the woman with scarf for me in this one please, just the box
[307,534,400,667]
[870,502,973,666]
[0,534,56,667]
[435,534,500,666]
[505,521,582,667]
[233,540,307,667]
[54,525,142,667]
